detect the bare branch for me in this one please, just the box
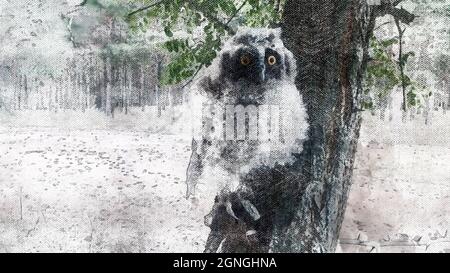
[373,20,392,30]
[374,1,415,25]
[180,2,248,88]
[188,1,235,35]
[388,7,415,24]
[127,0,245,35]
[225,0,247,26]
[76,0,87,7]
[181,64,203,89]
[127,0,167,18]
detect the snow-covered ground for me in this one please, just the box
[0,126,210,252]
[0,109,449,252]
[339,111,450,253]
[340,137,450,252]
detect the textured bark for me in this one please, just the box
[268,0,414,252]
[267,0,367,253]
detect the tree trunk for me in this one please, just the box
[447,82,450,110]
[269,0,368,252]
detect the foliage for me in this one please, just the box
[363,32,420,110]
[116,0,448,112]
[125,0,420,109]
[363,37,401,110]
[126,0,283,85]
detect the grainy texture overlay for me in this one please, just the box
[0,0,448,253]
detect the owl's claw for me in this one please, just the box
[204,192,260,229]
[224,199,260,221]
[224,194,260,222]
[240,199,260,221]
[204,211,214,227]
[185,184,195,199]
[225,200,239,220]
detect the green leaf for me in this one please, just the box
[124,0,281,85]
[164,25,173,37]
[219,1,237,16]
[407,90,417,107]
[380,38,398,47]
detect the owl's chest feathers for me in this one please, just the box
[203,77,280,105]
[196,78,307,176]
[223,84,271,105]
[199,140,295,177]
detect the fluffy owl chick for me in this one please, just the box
[186,27,308,228]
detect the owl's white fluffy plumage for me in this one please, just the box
[186,27,308,197]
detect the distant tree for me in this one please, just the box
[432,54,450,107]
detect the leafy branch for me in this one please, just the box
[363,37,400,110]
[126,0,282,85]
[361,0,419,111]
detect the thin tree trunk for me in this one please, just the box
[395,18,407,112]
[105,59,112,117]
[16,74,21,110]
[23,75,28,109]
[447,82,450,110]
[140,66,146,111]
[156,60,163,117]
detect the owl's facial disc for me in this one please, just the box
[221,46,284,85]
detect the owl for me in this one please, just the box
[185,27,308,251]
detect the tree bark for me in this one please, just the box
[272,0,413,253]
[271,0,367,253]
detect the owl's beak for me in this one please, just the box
[259,70,265,82]
[256,64,265,84]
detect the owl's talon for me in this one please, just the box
[225,200,239,220]
[246,229,257,237]
[241,199,260,221]
[204,211,213,227]
[189,196,200,207]
[185,183,196,199]
[246,229,259,244]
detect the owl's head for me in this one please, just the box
[219,27,295,86]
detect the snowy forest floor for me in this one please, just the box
[0,108,449,253]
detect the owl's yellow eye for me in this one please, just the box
[268,55,277,66]
[240,55,251,66]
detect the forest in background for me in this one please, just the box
[0,0,448,123]
[0,0,185,117]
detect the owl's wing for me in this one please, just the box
[185,80,208,199]
[185,138,204,199]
